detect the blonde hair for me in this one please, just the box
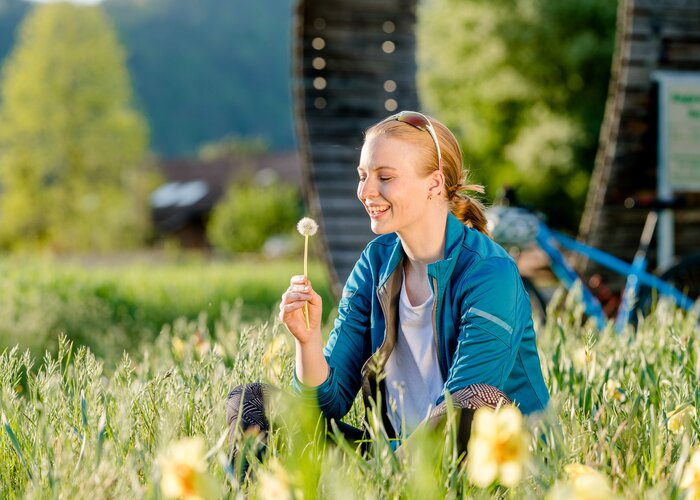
[364,114,489,234]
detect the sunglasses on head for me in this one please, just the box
[387,110,443,173]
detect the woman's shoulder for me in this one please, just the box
[459,226,513,263]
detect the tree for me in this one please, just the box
[105,0,295,156]
[0,2,156,251]
[417,0,618,229]
[207,179,301,254]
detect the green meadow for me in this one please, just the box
[0,264,698,498]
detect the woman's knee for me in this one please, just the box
[226,382,275,437]
[430,383,512,419]
[428,384,512,453]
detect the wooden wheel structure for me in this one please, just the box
[579,0,700,287]
[293,0,419,294]
[293,0,700,295]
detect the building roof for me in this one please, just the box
[150,150,301,234]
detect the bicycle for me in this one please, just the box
[486,197,700,332]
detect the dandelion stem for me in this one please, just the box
[304,234,310,330]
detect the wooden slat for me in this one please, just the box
[579,0,700,290]
[294,0,419,291]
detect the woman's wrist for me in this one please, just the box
[295,333,329,387]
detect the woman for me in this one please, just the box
[228,111,549,454]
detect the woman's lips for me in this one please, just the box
[366,205,390,219]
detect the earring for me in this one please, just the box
[428,193,433,200]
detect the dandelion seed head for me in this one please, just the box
[297,217,318,237]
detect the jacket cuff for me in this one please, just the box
[291,367,333,402]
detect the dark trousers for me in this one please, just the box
[226,381,511,472]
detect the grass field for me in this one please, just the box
[0,264,699,498]
[0,255,334,366]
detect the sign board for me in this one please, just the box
[653,71,700,267]
[656,71,700,191]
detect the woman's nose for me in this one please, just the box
[357,177,377,201]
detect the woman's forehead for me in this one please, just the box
[359,135,422,170]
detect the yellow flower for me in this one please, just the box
[194,331,211,357]
[160,437,218,500]
[681,449,700,500]
[257,459,296,500]
[466,405,529,488]
[564,463,600,479]
[548,463,616,500]
[668,405,697,434]
[603,379,627,403]
[171,337,186,360]
[572,347,594,371]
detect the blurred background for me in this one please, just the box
[0,0,618,362]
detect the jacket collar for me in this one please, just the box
[378,212,466,289]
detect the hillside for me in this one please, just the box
[0,0,296,157]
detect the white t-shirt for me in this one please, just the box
[384,273,445,436]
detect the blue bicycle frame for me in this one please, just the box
[535,221,695,332]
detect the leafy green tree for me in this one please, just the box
[208,180,301,254]
[418,0,617,228]
[0,3,156,251]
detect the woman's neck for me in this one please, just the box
[398,207,449,268]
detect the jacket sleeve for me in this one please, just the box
[292,249,373,421]
[438,257,524,403]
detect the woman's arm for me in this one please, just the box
[280,251,374,421]
[279,275,329,387]
[441,257,522,400]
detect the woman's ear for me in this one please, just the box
[428,170,445,198]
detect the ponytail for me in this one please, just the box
[448,184,489,235]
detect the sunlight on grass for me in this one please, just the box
[0,285,698,497]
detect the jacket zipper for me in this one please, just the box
[431,276,448,381]
[360,284,390,396]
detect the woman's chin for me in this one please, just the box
[369,221,393,235]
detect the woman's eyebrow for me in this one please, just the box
[357,165,398,172]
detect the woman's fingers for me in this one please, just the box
[281,290,313,304]
[290,275,309,286]
[280,276,322,332]
[280,300,307,312]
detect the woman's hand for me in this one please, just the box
[279,275,323,344]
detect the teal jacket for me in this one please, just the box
[295,213,549,427]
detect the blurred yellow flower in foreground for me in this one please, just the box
[548,463,617,500]
[160,437,218,500]
[668,405,697,434]
[681,448,700,500]
[257,458,297,500]
[603,379,627,403]
[467,405,529,488]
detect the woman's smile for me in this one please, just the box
[365,204,390,218]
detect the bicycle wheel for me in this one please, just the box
[522,276,547,325]
[636,252,700,316]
